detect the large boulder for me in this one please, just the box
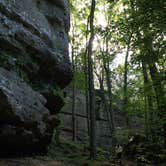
[0,68,60,155]
[0,0,72,155]
[0,0,72,87]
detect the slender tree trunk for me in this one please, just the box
[96,36,114,143]
[105,65,115,147]
[84,17,90,136]
[94,64,114,140]
[142,61,149,137]
[148,62,166,145]
[98,76,113,134]
[123,34,132,129]
[106,38,114,132]
[71,38,77,141]
[85,56,90,137]
[104,65,114,132]
[102,39,115,147]
[71,65,76,141]
[87,0,96,159]
[142,61,155,141]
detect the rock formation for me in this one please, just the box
[60,88,127,148]
[0,0,72,155]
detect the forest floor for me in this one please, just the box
[0,157,138,166]
[0,138,165,166]
[0,158,63,166]
[1,157,163,166]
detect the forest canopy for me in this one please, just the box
[69,0,166,160]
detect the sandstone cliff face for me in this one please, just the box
[60,88,127,148]
[0,0,72,155]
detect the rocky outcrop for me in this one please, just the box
[0,68,60,155]
[0,0,72,87]
[60,88,144,148]
[0,0,72,155]
[59,88,111,147]
[59,88,124,148]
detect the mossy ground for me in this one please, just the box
[46,138,113,166]
[0,138,165,166]
[44,137,165,166]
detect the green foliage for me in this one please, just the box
[69,0,165,156]
[50,84,65,101]
[74,71,86,91]
[47,138,111,166]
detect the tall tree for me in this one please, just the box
[102,39,115,139]
[84,16,91,136]
[132,0,166,144]
[87,0,96,159]
[71,28,77,141]
[142,60,156,141]
[123,34,132,128]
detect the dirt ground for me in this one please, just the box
[0,158,139,166]
[1,156,162,166]
[0,158,66,166]
[0,158,135,166]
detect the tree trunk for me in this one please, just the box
[142,61,156,141]
[97,73,112,133]
[123,34,132,129]
[71,39,77,141]
[104,64,114,133]
[105,38,114,132]
[145,34,165,144]
[84,17,90,136]
[148,62,166,145]
[102,40,115,147]
[87,0,96,160]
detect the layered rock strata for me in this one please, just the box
[0,0,72,155]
